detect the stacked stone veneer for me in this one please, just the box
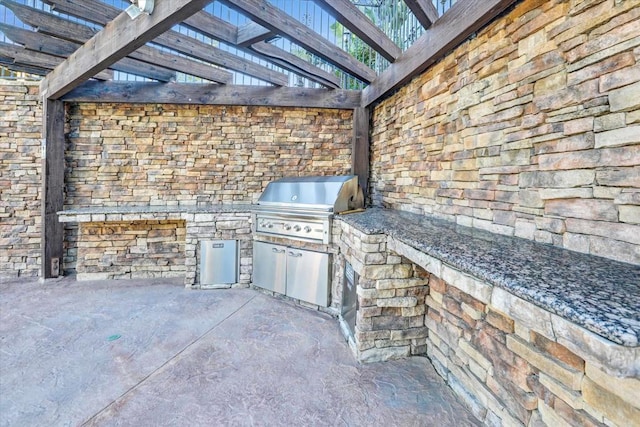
[337,221,639,426]
[336,221,430,362]
[77,220,186,281]
[65,104,352,206]
[370,0,640,265]
[0,82,42,280]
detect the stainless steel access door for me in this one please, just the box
[286,248,329,307]
[252,241,286,294]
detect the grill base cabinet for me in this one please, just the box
[253,241,330,307]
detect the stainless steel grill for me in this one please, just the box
[253,175,364,244]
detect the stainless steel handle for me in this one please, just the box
[288,251,303,257]
[272,248,285,253]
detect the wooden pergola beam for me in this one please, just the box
[61,81,362,109]
[219,0,377,83]
[236,22,275,47]
[0,41,113,80]
[39,0,216,99]
[404,0,439,29]
[362,0,517,106]
[314,0,401,62]
[0,24,175,82]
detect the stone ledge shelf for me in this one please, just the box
[57,204,252,223]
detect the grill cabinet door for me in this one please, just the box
[286,248,330,307]
[252,241,286,294]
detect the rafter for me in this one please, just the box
[404,0,439,29]
[6,1,231,87]
[236,22,275,47]
[218,0,377,83]
[0,41,113,80]
[0,57,50,76]
[180,10,342,88]
[44,0,288,86]
[313,0,401,62]
[62,81,362,109]
[0,24,175,82]
[362,0,518,106]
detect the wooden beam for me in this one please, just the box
[352,107,370,200]
[39,0,216,99]
[362,0,517,106]
[0,57,50,76]
[404,0,439,29]
[62,81,362,109]
[219,0,377,83]
[8,1,231,85]
[236,22,275,47]
[41,98,65,279]
[2,0,98,42]
[0,41,113,80]
[180,10,344,88]
[45,0,287,86]
[249,41,341,89]
[0,24,175,82]
[313,0,401,62]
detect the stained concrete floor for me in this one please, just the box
[0,277,479,426]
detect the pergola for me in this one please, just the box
[0,0,516,278]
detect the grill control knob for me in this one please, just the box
[293,225,301,232]
[284,224,291,231]
[304,226,311,233]
[267,222,273,229]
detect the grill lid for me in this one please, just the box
[257,175,363,212]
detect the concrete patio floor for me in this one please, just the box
[0,277,479,426]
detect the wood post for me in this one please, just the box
[41,98,65,279]
[352,107,370,201]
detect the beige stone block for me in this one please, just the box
[401,305,426,317]
[585,363,640,409]
[594,113,626,132]
[376,296,418,308]
[537,401,572,427]
[539,187,593,200]
[545,198,618,221]
[595,125,640,149]
[458,339,493,372]
[566,218,640,245]
[609,81,640,112]
[441,264,493,304]
[563,117,593,135]
[358,344,410,363]
[491,288,555,339]
[538,372,584,410]
[597,167,640,187]
[551,314,640,378]
[506,335,583,390]
[619,205,640,225]
[376,278,426,290]
[519,170,595,188]
[357,288,395,299]
[582,377,640,427]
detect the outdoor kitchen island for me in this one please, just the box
[333,207,640,426]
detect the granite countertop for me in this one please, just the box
[58,204,254,216]
[337,208,640,347]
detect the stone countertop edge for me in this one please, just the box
[57,204,254,217]
[336,208,640,348]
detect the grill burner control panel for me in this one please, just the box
[255,213,330,244]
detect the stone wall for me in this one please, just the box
[65,103,353,206]
[0,82,42,280]
[77,220,186,281]
[370,0,640,265]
